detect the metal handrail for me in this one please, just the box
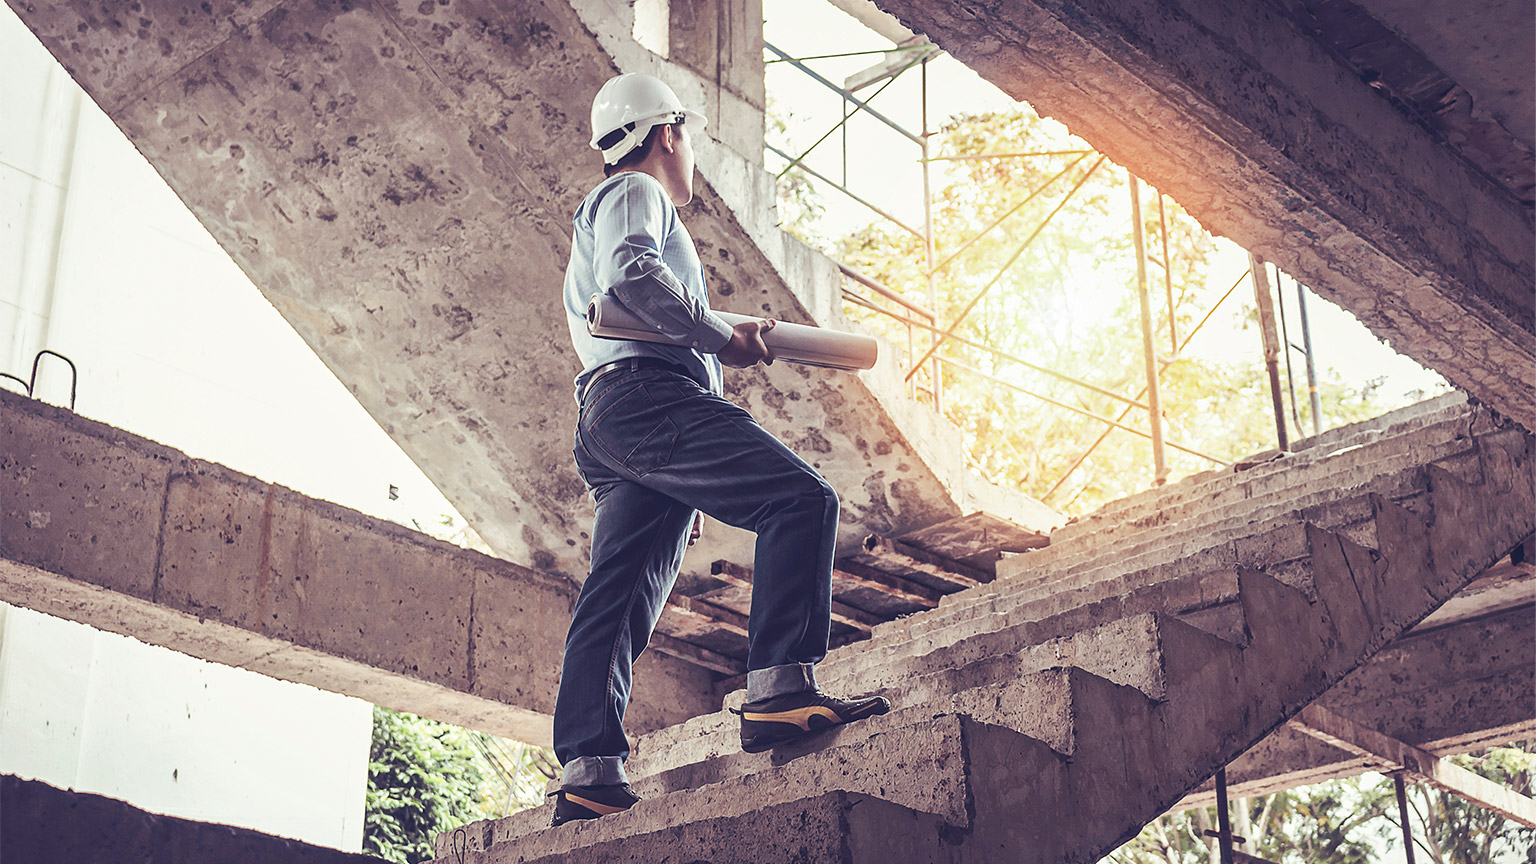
[936,354,1229,465]
[837,264,936,320]
[842,287,1151,411]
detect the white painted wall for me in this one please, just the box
[0,4,476,851]
[0,603,374,849]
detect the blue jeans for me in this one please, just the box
[553,362,838,786]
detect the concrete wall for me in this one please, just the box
[0,0,1060,594]
[0,604,373,850]
[0,775,386,864]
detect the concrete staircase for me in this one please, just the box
[432,397,1534,861]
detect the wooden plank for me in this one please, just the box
[648,632,745,676]
[1291,704,1536,828]
[663,596,749,639]
[712,559,878,634]
[860,534,991,589]
[896,511,1052,573]
[833,560,942,608]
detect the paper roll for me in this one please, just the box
[586,294,878,371]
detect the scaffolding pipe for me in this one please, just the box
[1395,773,1418,864]
[1041,268,1249,501]
[843,289,1154,411]
[934,355,1225,463]
[838,264,937,319]
[926,155,1089,278]
[924,149,1095,162]
[1130,174,1169,485]
[1250,253,1289,451]
[770,72,906,182]
[764,42,924,146]
[1275,266,1304,434]
[1296,276,1323,436]
[767,144,925,239]
[905,156,1107,380]
[1158,193,1178,355]
[920,57,941,411]
[1215,768,1236,864]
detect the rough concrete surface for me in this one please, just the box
[0,388,719,742]
[428,403,1533,862]
[0,775,385,864]
[867,0,1535,429]
[1,0,1057,593]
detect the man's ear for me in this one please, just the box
[657,123,677,154]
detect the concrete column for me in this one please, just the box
[669,0,765,164]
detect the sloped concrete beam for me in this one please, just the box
[1,0,1054,591]
[868,0,1536,428]
[0,775,385,864]
[0,389,719,744]
[1293,703,1536,827]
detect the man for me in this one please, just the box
[550,72,889,826]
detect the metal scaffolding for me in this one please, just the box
[765,40,1316,502]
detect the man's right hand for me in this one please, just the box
[717,319,776,368]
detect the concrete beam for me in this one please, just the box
[1292,704,1536,828]
[0,775,383,863]
[0,389,720,744]
[3,0,1058,593]
[868,0,1536,428]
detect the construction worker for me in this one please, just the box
[549,72,890,826]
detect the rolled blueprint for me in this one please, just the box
[587,293,878,371]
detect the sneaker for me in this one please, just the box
[549,783,641,826]
[733,689,891,753]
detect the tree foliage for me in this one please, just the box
[781,106,1395,515]
[365,706,491,863]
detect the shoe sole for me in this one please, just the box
[740,700,889,753]
[550,792,638,826]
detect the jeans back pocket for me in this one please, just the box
[585,383,679,476]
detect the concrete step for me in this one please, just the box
[625,665,1076,791]
[452,790,952,864]
[823,609,1181,706]
[1011,433,1458,584]
[443,706,976,858]
[1044,395,1470,548]
[826,398,1483,672]
[857,463,1437,667]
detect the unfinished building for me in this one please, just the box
[0,0,1531,860]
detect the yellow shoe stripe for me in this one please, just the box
[564,793,631,816]
[742,705,844,731]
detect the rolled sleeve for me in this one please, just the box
[687,311,734,353]
[592,176,720,346]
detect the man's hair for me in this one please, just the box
[602,119,684,177]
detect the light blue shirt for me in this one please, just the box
[563,172,733,399]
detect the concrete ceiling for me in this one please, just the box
[3,0,1057,586]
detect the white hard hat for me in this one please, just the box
[590,73,707,165]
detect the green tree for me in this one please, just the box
[364,706,494,864]
[1404,744,1536,863]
